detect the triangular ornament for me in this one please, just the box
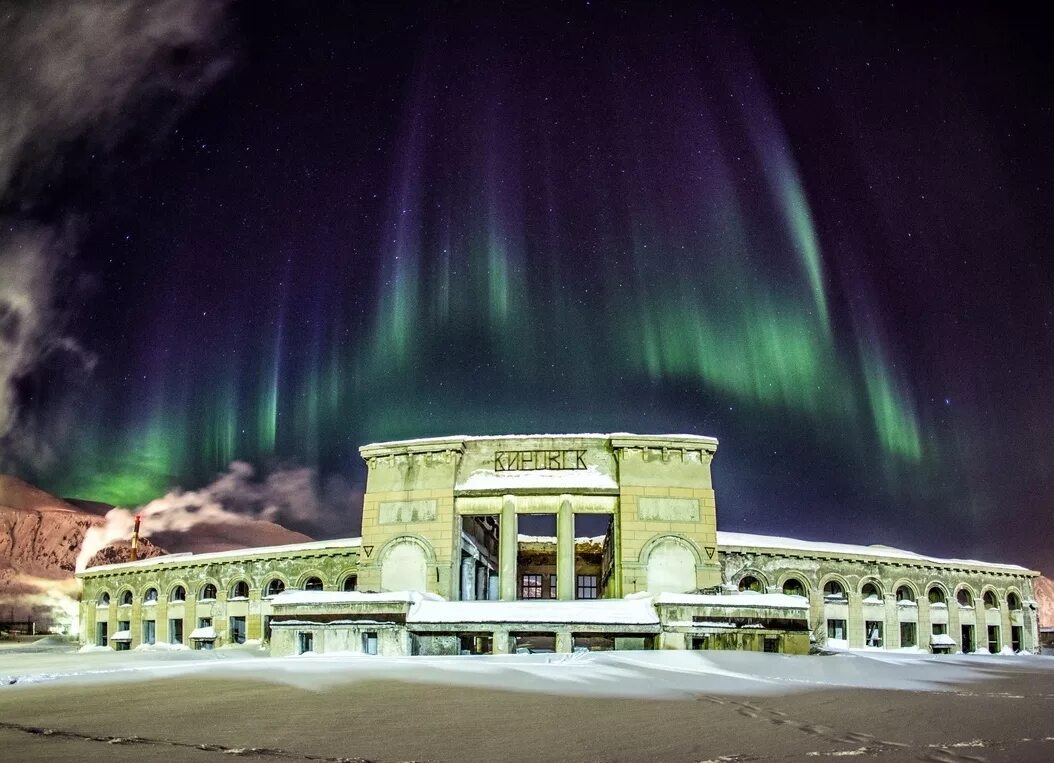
[363,545,374,558]
[704,546,715,559]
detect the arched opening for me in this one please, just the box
[381,539,429,592]
[200,583,217,600]
[928,586,946,605]
[342,575,358,592]
[896,584,915,602]
[170,585,186,602]
[119,589,133,606]
[983,590,998,609]
[304,577,323,591]
[738,575,763,593]
[144,588,158,603]
[823,580,846,600]
[265,578,286,597]
[1007,592,1021,610]
[861,582,881,601]
[230,581,249,599]
[956,588,973,607]
[644,537,696,593]
[782,577,806,597]
[98,592,111,606]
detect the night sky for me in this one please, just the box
[2,3,1052,572]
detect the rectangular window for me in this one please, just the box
[576,575,598,600]
[899,622,917,647]
[229,616,246,644]
[198,617,212,628]
[1011,625,1023,653]
[363,631,378,655]
[932,623,947,636]
[520,573,543,599]
[298,631,314,655]
[763,637,779,653]
[96,621,108,647]
[115,620,131,651]
[142,620,156,645]
[263,615,273,642]
[988,625,1000,653]
[548,574,557,599]
[826,619,847,641]
[961,625,975,653]
[169,618,184,645]
[865,620,883,647]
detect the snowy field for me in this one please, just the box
[2,641,1054,761]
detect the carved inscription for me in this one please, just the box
[494,449,588,471]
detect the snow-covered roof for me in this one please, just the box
[408,598,660,625]
[270,590,440,607]
[930,634,956,646]
[653,592,809,610]
[79,536,363,575]
[360,432,717,450]
[190,626,217,640]
[716,531,1032,573]
[110,630,131,641]
[458,466,617,492]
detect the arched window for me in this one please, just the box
[782,578,806,597]
[1007,592,1021,610]
[119,589,133,606]
[304,577,324,591]
[265,578,286,597]
[98,592,111,606]
[738,575,762,593]
[956,589,973,607]
[144,587,158,603]
[983,590,998,609]
[861,582,881,601]
[928,586,946,605]
[200,583,217,600]
[823,580,846,600]
[342,575,358,592]
[170,585,186,602]
[896,585,915,602]
[230,581,249,599]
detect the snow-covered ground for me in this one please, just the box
[2,639,1051,699]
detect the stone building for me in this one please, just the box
[77,433,1039,656]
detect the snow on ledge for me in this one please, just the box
[270,590,442,607]
[409,598,660,625]
[459,465,617,492]
[654,592,809,609]
[189,626,217,640]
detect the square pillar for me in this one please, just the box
[557,497,575,601]
[556,629,574,654]
[500,495,518,601]
[460,557,476,601]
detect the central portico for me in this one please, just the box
[356,433,722,602]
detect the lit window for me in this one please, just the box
[520,574,543,599]
[739,576,762,593]
[576,575,598,599]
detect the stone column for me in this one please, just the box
[460,557,476,601]
[884,594,899,649]
[500,495,518,601]
[556,629,574,654]
[557,496,575,601]
[493,629,512,654]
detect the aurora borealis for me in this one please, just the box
[2,3,1053,571]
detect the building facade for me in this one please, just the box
[78,433,1040,656]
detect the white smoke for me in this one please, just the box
[75,461,362,571]
[0,0,232,472]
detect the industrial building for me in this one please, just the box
[78,434,1040,656]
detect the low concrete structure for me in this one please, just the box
[77,433,1040,655]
